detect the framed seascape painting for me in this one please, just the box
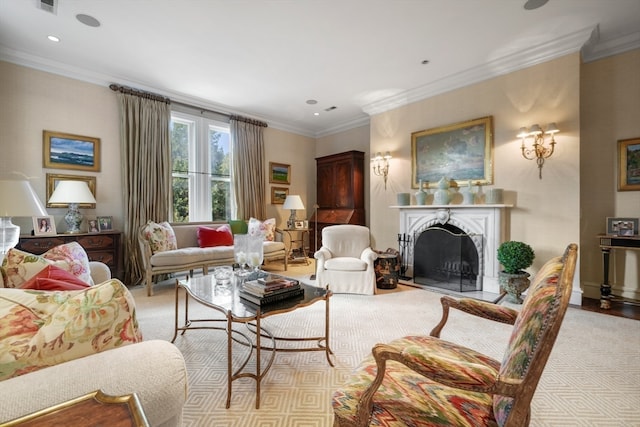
[411,116,493,188]
[43,130,101,172]
[618,137,640,191]
[269,162,291,185]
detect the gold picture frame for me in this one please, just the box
[271,186,289,204]
[46,173,97,208]
[411,116,493,188]
[43,130,101,172]
[618,137,640,191]
[269,162,291,185]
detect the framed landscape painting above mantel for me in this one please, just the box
[411,116,493,189]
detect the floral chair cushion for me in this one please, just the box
[248,217,276,242]
[0,279,142,381]
[1,243,93,288]
[141,221,178,254]
[492,256,564,425]
[332,335,501,427]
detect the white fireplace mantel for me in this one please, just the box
[393,204,513,294]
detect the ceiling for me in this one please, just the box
[1,0,639,137]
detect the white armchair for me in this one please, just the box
[314,225,378,295]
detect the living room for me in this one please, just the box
[1,1,640,424]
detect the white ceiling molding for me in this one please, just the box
[362,26,596,117]
[582,30,640,63]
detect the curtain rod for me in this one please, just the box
[110,84,267,127]
[109,84,171,104]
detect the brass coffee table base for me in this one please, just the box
[172,276,333,409]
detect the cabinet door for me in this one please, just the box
[317,162,336,208]
[333,158,354,208]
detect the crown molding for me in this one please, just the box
[582,29,640,63]
[361,26,595,116]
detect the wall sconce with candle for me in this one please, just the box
[372,151,392,189]
[518,123,559,179]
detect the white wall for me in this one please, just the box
[367,54,582,301]
[580,49,640,300]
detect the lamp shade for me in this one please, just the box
[282,195,305,210]
[0,180,47,217]
[48,180,96,204]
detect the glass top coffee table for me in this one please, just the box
[172,270,333,409]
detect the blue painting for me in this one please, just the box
[44,131,101,172]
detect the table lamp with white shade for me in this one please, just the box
[0,179,48,255]
[283,195,305,229]
[48,180,96,234]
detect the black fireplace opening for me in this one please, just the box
[413,223,480,292]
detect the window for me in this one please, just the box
[170,112,232,222]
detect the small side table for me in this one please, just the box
[281,228,310,265]
[374,251,400,289]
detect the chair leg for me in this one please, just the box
[146,274,154,296]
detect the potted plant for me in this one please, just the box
[497,241,535,303]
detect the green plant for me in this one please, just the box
[497,241,535,274]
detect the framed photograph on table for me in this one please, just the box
[97,216,113,232]
[43,130,101,172]
[294,220,305,229]
[271,187,289,204]
[269,162,291,185]
[606,217,639,236]
[411,116,493,188]
[33,216,56,236]
[86,216,100,233]
[618,137,640,191]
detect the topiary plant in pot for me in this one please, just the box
[497,241,535,303]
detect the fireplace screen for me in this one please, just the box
[413,224,481,292]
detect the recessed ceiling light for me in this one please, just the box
[524,0,548,10]
[306,99,318,105]
[76,13,101,27]
[47,35,60,42]
[314,112,320,116]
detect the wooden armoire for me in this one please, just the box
[309,150,365,253]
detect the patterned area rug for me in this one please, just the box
[130,270,640,426]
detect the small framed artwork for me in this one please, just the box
[43,130,101,172]
[97,216,113,232]
[33,216,57,236]
[46,173,96,209]
[86,217,99,233]
[294,220,305,229]
[618,137,640,191]
[269,162,291,185]
[271,186,289,204]
[606,217,639,236]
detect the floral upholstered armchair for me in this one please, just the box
[332,243,578,427]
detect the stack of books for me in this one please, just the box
[239,275,304,306]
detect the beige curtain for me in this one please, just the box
[112,85,171,286]
[230,116,268,220]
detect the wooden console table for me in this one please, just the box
[16,231,122,280]
[597,234,640,309]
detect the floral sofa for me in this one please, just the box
[0,245,188,426]
[138,219,288,296]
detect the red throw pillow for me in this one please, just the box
[20,265,92,291]
[197,225,234,248]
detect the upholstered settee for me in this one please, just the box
[0,267,188,426]
[138,220,287,296]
